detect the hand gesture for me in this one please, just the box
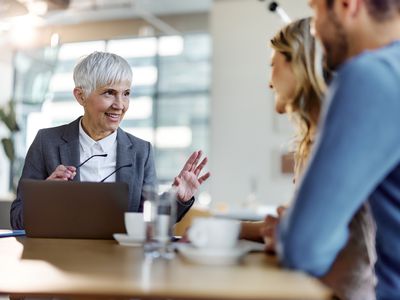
[47,165,76,181]
[173,150,210,202]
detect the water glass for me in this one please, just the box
[143,185,176,259]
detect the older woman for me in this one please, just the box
[10,51,210,229]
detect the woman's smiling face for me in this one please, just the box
[77,80,131,141]
[269,49,297,114]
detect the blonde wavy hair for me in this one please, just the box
[271,17,327,178]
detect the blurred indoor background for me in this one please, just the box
[0,0,311,228]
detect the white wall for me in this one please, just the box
[209,0,311,208]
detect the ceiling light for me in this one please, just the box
[27,0,48,16]
[9,14,42,48]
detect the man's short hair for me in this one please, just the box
[326,0,400,21]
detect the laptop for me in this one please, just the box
[21,179,129,239]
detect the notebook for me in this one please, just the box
[21,179,129,239]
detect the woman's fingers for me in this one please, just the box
[47,165,76,181]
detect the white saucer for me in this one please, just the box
[177,242,252,266]
[238,240,266,252]
[113,233,144,247]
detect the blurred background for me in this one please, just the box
[0,0,311,228]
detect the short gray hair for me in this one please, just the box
[73,51,133,96]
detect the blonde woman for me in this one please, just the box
[241,18,376,300]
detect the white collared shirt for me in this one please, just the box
[78,120,117,182]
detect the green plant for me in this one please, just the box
[0,100,20,163]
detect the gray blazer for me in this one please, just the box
[10,117,193,230]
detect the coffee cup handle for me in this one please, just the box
[188,225,208,248]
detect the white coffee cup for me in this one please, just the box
[188,217,240,250]
[124,212,145,240]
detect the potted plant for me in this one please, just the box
[0,100,20,191]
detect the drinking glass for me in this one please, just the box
[143,185,176,259]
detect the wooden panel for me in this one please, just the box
[281,152,294,175]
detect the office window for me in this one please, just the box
[14,33,211,184]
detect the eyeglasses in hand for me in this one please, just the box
[76,154,108,169]
[75,153,132,182]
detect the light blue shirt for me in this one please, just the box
[277,41,400,300]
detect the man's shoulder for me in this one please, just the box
[333,46,400,101]
[340,41,400,78]
[327,42,400,114]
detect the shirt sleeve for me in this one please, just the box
[277,56,400,276]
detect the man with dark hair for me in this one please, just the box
[276,0,400,299]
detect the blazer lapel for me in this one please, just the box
[59,117,81,182]
[116,128,136,202]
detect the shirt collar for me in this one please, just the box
[79,119,117,153]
